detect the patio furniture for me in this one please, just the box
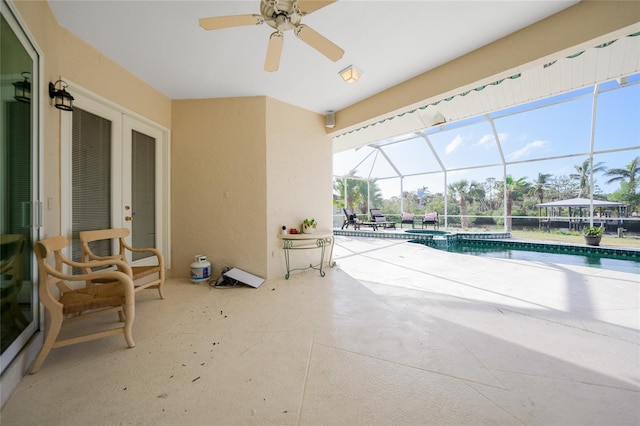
[341,208,359,229]
[279,231,335,279]
[422,212,439,229]
[356,222,379,231]
[80,228,165,299]
[370,209,396,229]
[30,235,135,374]
[401,212,415,229]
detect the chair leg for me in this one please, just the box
[123,298,135,348]
[30,312,63,374]
[157,269,165,300]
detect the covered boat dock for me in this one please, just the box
[536,197,627,232]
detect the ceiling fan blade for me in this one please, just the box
[294,24,344,62]
[199,14,263,31]
[264,32,284,72]
[295,0,336,15]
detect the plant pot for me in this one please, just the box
[302,225,315,234]
[584,235,601,246]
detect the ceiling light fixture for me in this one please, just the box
[13,72,31,103]
[48,80,74,111]
[339,65,362,83]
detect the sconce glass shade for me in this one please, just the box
[339,65,362,83]
[13,72,31,103]
[49,80,74,111]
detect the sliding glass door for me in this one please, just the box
[1,4,40,374]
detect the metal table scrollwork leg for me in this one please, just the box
[283,238,293,279]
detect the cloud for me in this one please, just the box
[506,140,548,161]
[475,132,509,149]
[446,134,464,154]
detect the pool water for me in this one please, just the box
[435,243,640,274]
[334,228,640,274]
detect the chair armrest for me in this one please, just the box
[45,264,134,288]
[121,242,164,267]
[61,257,133,277]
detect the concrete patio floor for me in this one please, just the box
[1,235,639,425]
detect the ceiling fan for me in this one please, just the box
[199,0,344,72]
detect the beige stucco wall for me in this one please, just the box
[171,97,331,280]
[171,97,267,279]
[265,97,333,279]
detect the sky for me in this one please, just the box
[334,72,640,199]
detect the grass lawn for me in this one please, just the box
[510,229,640,249]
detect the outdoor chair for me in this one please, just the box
[422,212,439,229]
[80,228,165,299]
[401,212,415,229]
[30,235,135,374]
[342,208,359,229]
[370,209,396,229]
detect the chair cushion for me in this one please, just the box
[402,212,414,221]
[424,212,438,220]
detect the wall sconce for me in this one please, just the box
[48,80,74,111]
[13,72,31,103]
[339,65,362,83]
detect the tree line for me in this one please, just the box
[334,157,640,225]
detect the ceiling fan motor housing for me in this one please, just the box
[261,0,302,31]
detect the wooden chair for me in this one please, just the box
[30,235,135,374]
[79,228,165,299]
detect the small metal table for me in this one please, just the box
[279,231,335,279]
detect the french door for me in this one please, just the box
[62,90,166,266]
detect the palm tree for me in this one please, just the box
[529,173,552,204]
[333,175,383,215]
[448,180,484,229]
[571,159,607,198]
[503,175,529,231]
[604,156,640,208]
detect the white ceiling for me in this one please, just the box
[47,0,579,114]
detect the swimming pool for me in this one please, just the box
[435,242,640,274]
[403,230,640,274]
[332,228,640,273]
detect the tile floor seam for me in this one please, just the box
[296,332,316,426]
[486,368,640,393]
[496,307,640,345]
[463,381,527,426]
[342,259,573,313]
[312,341,509,390]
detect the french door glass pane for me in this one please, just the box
[72,108,112,265]
[131,130,155,261]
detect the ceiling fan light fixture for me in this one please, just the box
[339,65,362,83]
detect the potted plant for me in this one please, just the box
[583,225,603,246]
[302,218,317,234]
